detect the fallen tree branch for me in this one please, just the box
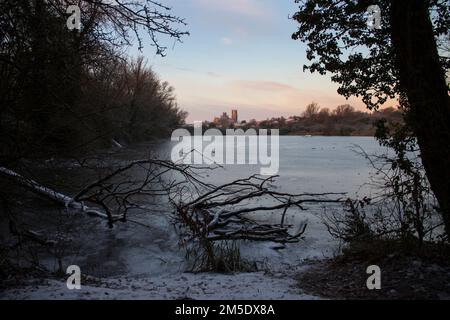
[173,175,345,245]
[0,157,217,228]
[0,166,109,219]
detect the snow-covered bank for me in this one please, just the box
[1,271,319,300]
[0,205,332,300]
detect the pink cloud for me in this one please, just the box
[230,80,296,92]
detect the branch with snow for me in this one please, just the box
[173,175,345,245]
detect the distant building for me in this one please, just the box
[231,109,238,123]
[223,113,232,128]
[212,109,239,129]
[286,118,296,124]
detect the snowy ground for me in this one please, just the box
[0,205,334,300]
[1,270,320,300]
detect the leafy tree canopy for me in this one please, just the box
[292,0,449,110]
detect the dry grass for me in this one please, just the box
[297,239,450,300]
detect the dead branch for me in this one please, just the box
[0,157,216,228]
[2,158,344,250]
[173,175,344,245]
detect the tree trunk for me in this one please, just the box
[390,0,450,238]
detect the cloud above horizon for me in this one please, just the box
[147,1,386,123]
[230,80,296,92]
[192,0,269,17]
[221,37,233,45]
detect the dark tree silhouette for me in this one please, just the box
[0,0,188,162]
[303,102,321,118]
[292,0,450,238]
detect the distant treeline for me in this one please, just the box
[0,1,187,162]
[241,103,403,136]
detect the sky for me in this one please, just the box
[134,0,372,123]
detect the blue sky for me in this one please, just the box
[134,0,370,123]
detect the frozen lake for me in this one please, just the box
[137,135,389,270]
[1,136,390,299]
[156,135,386,197]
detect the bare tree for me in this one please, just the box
[48,0,189,55]
[303,102,320,118]
[333,104,355,118]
